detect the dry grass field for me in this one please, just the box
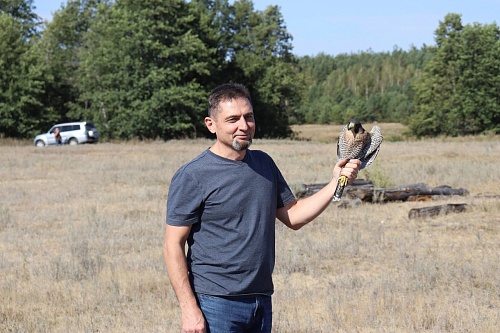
[1,125,499,332]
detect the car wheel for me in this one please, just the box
[36,140,45,147]
[68,138,79,145]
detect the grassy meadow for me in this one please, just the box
[1,125,499,332]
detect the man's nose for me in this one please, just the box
[238,117,249,130]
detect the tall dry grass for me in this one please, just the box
[1,130,499,332]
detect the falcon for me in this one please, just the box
[333,119,383,201]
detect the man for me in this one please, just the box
[54,127,62,145]
[164,83,361,333]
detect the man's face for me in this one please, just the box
[205,97,255,152]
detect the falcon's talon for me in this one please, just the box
[338,175,349,186]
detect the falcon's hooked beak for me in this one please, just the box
[347,120,363,136]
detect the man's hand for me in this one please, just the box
[181,306,206,333]
[334,158,361,185]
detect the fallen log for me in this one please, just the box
[295,179,374,199]
[407,195,434,202]
[295,181,469,203]
[367,184,469,203]
[408,203,468,219]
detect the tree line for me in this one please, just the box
[1,1,499,140]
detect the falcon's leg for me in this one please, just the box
[332,175,349,201]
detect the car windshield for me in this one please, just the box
[85,123,97,130]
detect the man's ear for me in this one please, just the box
[205,117,217,134]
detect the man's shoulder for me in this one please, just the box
[248,149,273,160]
[183,149,211,166]
[173,149,212,177]
[247,149,278,168]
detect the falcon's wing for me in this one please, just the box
[336,125,349,160]
[360,126,383,169]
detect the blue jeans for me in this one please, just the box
[196,293,272,333]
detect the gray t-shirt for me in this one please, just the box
[166,148,295,296]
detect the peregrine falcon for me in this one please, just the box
[333,119,383,201]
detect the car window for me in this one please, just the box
[61,125,73,132]
[72,125,80,131]
[85,123,97,130]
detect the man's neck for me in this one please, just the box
[210,141,246,161]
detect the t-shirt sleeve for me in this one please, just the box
[275,165,296,209]
[166,168,204,226]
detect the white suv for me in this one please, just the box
[34,122,99,146]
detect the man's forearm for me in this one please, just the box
[164,243,198,311]
[164,226,206,332]
[277,159,361,230]
[279,179,337,229]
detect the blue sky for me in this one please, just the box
[34,0,500,56]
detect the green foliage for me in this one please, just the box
[410,13,500,136]
[362,166,394,188]
[73,0,212,140]
[0,0,39,38]
[225,2,301,138]
[1,4,499,139]
[0,7,53,137]
[38,0,106,126]
[297,47,431,126]
[297,13,500,138]
[0,0,305,139]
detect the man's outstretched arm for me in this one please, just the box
[276,158,361,230]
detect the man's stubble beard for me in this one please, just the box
[232,138,252,151]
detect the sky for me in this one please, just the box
[33,0,500,57]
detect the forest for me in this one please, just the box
[1,0,499,140]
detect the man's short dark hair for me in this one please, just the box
[208,83,253,118]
